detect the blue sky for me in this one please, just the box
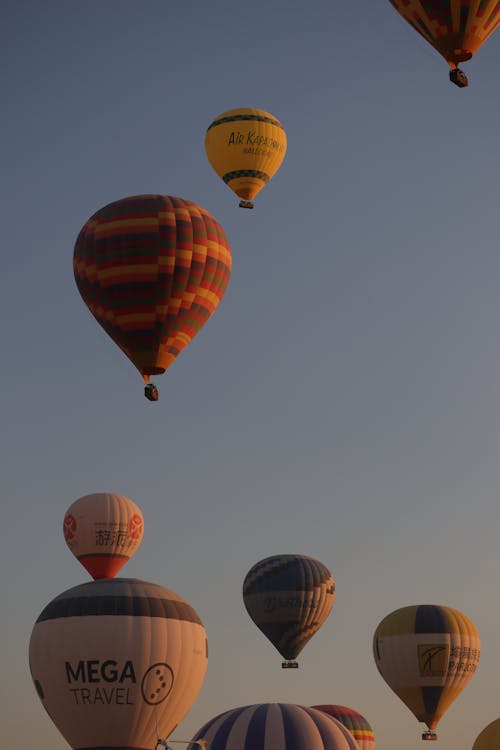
[2,2,500,749]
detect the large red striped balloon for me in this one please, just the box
[312,705,375,750]
[29,578,208,750]
[63,493,144,579]
[73,195,232,390]
[191,703,359,750]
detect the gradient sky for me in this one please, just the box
[2,2,500,749]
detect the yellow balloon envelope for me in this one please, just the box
[373,604,480,741]
[63,493,144,579]
[29,578,208,750]
[473,718,500,750]
[205,107,287,208]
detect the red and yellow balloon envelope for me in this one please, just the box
[388,0,500,82]
[312,705,375,750]
[373,604,480,741]
[29,578,208,750]
[63,493,144,579]
[242,554,335,667]
[205,107,287,208]
[73,195,232,399]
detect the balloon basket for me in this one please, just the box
[449,68,468,88]
[239,200,254,209]
[281,660,299,669]
[144,383,159,401]
[422,731,437,741]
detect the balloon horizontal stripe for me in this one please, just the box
[223,169,270,184]
[207,113,284,130]
[36,595,203,624]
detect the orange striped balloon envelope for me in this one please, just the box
[312,705,375,750]
[191,703,359,750]
[63,493,144,579]
[373,604,480,741]
[205,108,287,209]
[473,718,500,750]
[29,578,208,750]
[388,1,500,69]
[242,554,335,667]
[73,195,232,399]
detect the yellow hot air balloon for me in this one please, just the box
[29,578,208,750]
[473,718,500,750]
[388,1,500,87]
[373,604,480,741]
[205,107,287,209]
[63,493,144,579]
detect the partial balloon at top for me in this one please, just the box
[242,554,335,668]
[388,0,500,87]
[73,195,232,401]
[205,107,287,209]
[63,493,144,579]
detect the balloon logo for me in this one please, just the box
[141,663,174,705]
[243,554,335,667]
[73,194,232,400]
[29,578,208,750]
[129,513,143,540]
[373,603,480,741]
[63,493,145,579]
[205,107,287,208]
[63,513,77,541]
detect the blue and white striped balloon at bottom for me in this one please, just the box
[190,703,360,750]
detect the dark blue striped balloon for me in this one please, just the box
[190,703,359,750]
[243,555,335,662]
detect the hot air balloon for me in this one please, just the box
[73,194,232,401]
[312,705,375,750]
[388,0,500,87]
[29,578,208,750]
[205,107,287,209]
[63,492,144,579]
[242,554,335,668]
[190,703,359,750]
[472,718,500,750]
[373,604,480,741]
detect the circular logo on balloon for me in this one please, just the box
[141,663,174,705]
[129,514,143,540]
[63,514,77,541]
